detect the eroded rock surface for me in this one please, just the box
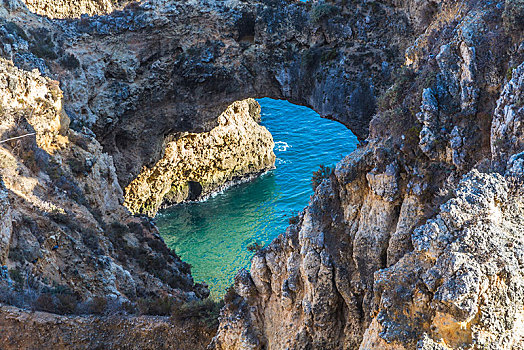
[124,98,275,216]
[0,0,523,349]
[0,57,204,303]
[3,0,412,188]
[213,1,524,349]
[22,0,133,18]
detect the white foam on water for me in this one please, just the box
[276,158,290,165]
[275,141,291,152]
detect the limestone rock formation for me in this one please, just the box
[369,170,524,349]
[0,0,523,349]
[15,0,409,189]
[212,1,524,349]
[22,0,133,18]
[124,98,275,216]
[0,57,204,304]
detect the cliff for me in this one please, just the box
[124,98,275,216]
[213,1,524,349]
[0,0,522,349]
[0,304,215,349]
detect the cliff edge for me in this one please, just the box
[0,0,522,349]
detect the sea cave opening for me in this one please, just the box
[154,98,358,299]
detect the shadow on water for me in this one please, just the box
[156,98,358,299]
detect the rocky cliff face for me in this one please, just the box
[22,0,132,18]
[0,304,215,349]
[0,56,205,305]
[213,1,524,349]
[0,0,522,349]
[124,98,275,216]
[17,0,410,189]
[0,178,11,264]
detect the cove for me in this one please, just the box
[155,98,358,299]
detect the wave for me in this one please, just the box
[276,158,290,165]
[274,141,291,152]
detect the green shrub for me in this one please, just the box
[82,229,100,251]
[223,286,238,304]
[301,48,320,69]
[312,164,333,189]
[55,294,79,314]
[8,269,24,291]
[171,299,224,328]
[137,296,176,316]
[288,215,299,225]
[122,300,137,314]
[46,158,64,182]
[377,66,416,111]
[310,3,337,24]
[32,294,55,313]
[21,150,39,173]
[30,39,58,60]
[59,54,80,70]
[321,49,338,63]
[406,124,422,143]
[32,287,80,315]
[88,296,108,315]
[4,22,28,41]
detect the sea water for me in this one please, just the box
[155,98,358,298]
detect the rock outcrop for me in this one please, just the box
[0,0,523,349]
[0,57,204,303]
[22,0,132,18]
[124,98,275,216]
[0,304,215,349]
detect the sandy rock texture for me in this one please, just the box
[0,0,523,349]
[0,57,205,303]
[0,304,215,349]
[124,98,275,216]
[22,0,133,18]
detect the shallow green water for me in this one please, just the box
[155,98,358,298]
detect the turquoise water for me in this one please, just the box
[155,98,358,298]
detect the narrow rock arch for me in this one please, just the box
[52,0,411,189]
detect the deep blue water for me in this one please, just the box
[156,98,358,298]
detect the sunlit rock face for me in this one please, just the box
[22,0,133,18]
[124,98,275,217]
[0,57,203,303]
[0,0,523,349]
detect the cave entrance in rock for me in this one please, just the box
[155,98,358,299]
